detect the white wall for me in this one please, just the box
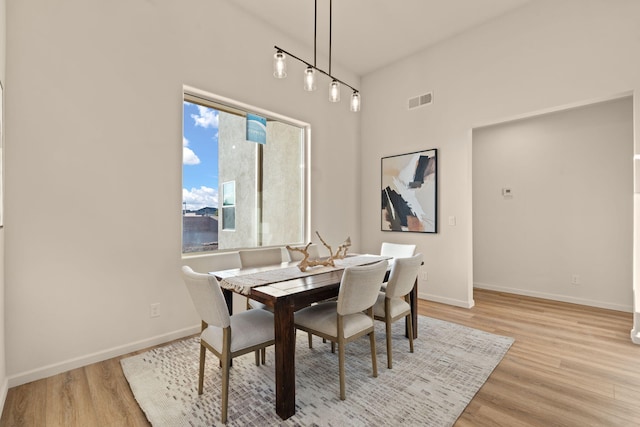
[360,0,640,309]
[473,97,633,311]
[4,0,360,385]
[0,0,6,410]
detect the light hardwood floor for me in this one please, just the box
[1,289,639,426]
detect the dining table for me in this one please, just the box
[210,254,419,420]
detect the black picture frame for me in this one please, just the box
[381,148,437,233]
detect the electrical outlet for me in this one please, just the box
[571,274,580,285]
[150,303,161,318]
[420,272,428,281]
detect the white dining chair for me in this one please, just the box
[287,243,320,261]
[181,266,275,424]
[373,253,423,369]
[288,243,330,348]
[239,247,284,312]
[238,247,283,363]
[294,260,388,400]
[380,242,416,291]
[380,242,416,259]
[238,247,284,268]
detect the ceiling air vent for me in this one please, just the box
[408,92,433,110]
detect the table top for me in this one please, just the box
[210,254,391,297]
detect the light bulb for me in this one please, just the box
[329,80,340,102]
[273,51,287,78]
[350,91,361,112]
[304,67,316,91]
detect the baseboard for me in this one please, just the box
[7,324,201,388]
[632,314,640,344]
[474,282,633,313]
[419,291,475,309]
[0,376,8,418]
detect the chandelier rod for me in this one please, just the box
[329,0,332,75]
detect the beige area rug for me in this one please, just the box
[121,316,513,427]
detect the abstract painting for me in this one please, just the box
[381,149,437,233]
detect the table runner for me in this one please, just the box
[219,254,389,295]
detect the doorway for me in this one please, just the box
[472,96,634,312]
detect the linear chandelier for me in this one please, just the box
[272,0,360,112]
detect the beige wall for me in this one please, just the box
[4,0,360,385]
[360,0,640,309]
[473,97,633,311]
[0,0,6,409]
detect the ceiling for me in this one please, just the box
[229,0,532,76]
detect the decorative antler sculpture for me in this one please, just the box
[286,231,351,272]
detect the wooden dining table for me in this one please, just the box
[210,254,419,420]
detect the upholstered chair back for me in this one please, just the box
[385,253,423,298]
[181,266,230,329]
[337,261,387,316]
[239,247,283,268]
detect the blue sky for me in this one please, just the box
[183,101,219,210]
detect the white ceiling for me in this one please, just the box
[229,0,532,76]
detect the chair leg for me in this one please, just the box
[386,317,393,369]
[254,349,260,366]
[220,354,231,424]
[198,343,206,395]
[331,341,336,353]
[261,348,266,364]
[308,332,313,348]
[338,315,346,400]
[338,339,346,400]
[407,312,414,353]
[369,330,378,378]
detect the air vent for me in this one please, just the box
[408,92,433,110]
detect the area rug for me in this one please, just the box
[121,316,513,427]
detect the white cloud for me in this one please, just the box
[191,105,219,129]
[183,137,200,165]
[183,186,218,210]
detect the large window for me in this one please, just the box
[182,91,308,254]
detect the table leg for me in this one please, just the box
[222,289,233,315]
[274,298,296,420]
[406,278,418,339]
[222,289,234,367]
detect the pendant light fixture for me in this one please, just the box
[304,67,317,91]
[273,50,287,78]
[350,91,361,112]
[272,0,360,111]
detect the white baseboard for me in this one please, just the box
[7,324,201,388]
[418,291,475,309]
[0,376,8,418]
[632,312,640,344]
[474,282,633,313]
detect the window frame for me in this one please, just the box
[221,180,236,231]
[182,86,311,256]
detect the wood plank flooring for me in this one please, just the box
[1,289,639,426]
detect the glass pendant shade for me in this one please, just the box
[303,67,317,91]
[350,91,361,112]
[329,80,341,102]
[273,51,287,78]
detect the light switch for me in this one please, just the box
[448,216,456,226]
